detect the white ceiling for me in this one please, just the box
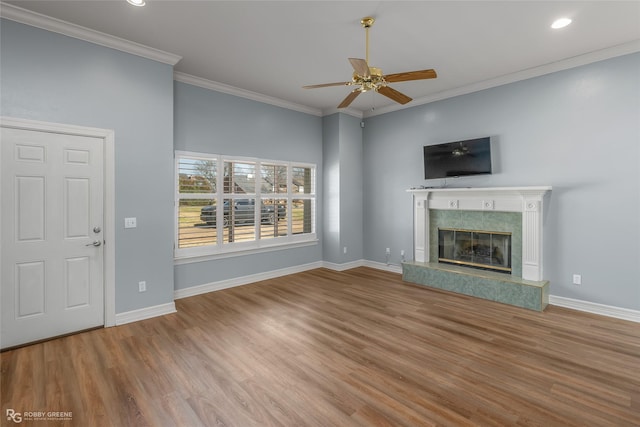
[3,1,640,117]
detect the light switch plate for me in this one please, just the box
[124,217,137,228]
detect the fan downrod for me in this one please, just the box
[361,17,375,66]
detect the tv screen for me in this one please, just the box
[423,137,492,180]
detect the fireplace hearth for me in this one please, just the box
[438,228,511,273]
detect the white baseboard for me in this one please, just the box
[174,259,396,300]
[174,261,324,299]
[362,260,403,274]
[549,295,640,323]
[175,259,397,299]
[322,259,366,271]
[172,260,639,324]
[115,302,177,326]
[324,259,403,274]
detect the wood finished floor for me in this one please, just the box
[2,267,639,426]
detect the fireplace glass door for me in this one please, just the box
[438,228,511,273]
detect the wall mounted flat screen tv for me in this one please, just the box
[423,137,492,180]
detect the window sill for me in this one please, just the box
[174,237,319,265]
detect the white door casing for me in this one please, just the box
[1,118,115,349]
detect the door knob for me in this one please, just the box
[86,240,102,247]
[93,226,101,233]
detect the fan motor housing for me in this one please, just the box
[369,67,383,77]
[352,67,385,91]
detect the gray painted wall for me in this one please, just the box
[339,114,364,263]
[322,114,341,263]
[322,113,363,264]
[363,52,640,310]
[173,81,323,289]
[1,20,175,314]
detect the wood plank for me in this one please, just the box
[2,267,639,426]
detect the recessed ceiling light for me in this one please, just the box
[551,18,572,29]
[126,0,146,6]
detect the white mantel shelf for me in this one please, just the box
[407,186,552,208]
[407,186,552,193]
[408,186,552,281]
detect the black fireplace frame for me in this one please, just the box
[438,228,512,274]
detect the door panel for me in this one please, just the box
[65,257,90,308]
[1,127,104,349]
[16,261,46,317]
[16,176,46,241]
[15,144,45,162]
[65,178,90,238]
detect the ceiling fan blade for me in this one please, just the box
[303,82,351,89]
[377,85,412,105]
[349,58,370,78]
[338,89,362,108]
[384,69,437,83]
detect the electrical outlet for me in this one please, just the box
[572,274,581,286]
[343,246,347,254]
[385,248,391,255]
[138,281,147,292]
[124,217,137,228]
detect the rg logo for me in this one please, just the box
[6,409,22,423]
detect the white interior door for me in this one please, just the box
[1,127,104,349]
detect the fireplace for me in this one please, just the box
[408,186,552,281]
[438,228,511,273]
[405,187,552,311]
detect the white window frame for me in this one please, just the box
[174,150,317,263]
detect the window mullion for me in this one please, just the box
[216,155,223,246]
[175,154,181,252]
[287,162,292,237]
[255,160,261,240]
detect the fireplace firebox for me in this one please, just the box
[438,228,512,273]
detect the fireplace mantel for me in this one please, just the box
[408,186,552,281]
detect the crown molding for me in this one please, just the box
[321,107,363,119]
[0,2,182,65]
[364,39,640,118]
[173,71,322,117]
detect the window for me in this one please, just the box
[175,151,316,260]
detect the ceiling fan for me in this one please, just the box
[303,17,437,109]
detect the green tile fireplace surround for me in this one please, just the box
[402,261,549,312]
[405,186,552,312]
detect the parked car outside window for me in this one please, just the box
[200,199,285,227]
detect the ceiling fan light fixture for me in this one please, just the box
[551,17,572,29]
[126,0,146,7]
[302,16,437,109]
